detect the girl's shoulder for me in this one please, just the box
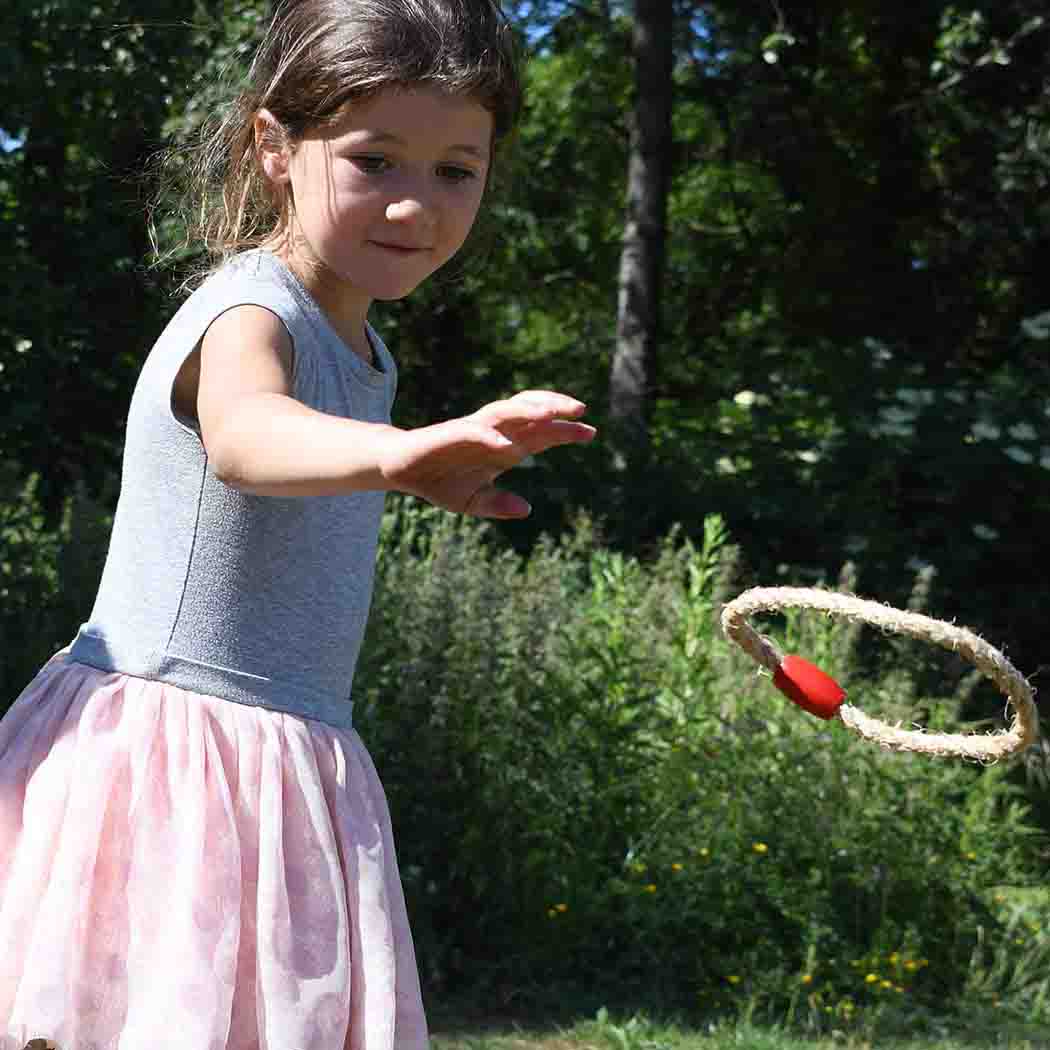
[167,250,304,344]
[190,248,289,298]
[160,250,395,396]
[138,250,299,389]
[189,250,323,328]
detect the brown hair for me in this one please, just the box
[154,0,522,279]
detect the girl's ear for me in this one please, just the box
[254,108,291,185]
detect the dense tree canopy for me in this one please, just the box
[2,0,1049,680]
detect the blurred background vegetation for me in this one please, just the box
[2,0,1049,1036]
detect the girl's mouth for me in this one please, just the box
[371,241,428,254]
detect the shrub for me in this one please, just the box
[0,471,111,706]
[355,498,1046,1023]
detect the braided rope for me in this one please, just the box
[720,587,1039,760]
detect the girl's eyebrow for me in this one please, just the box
[348,130,487,158]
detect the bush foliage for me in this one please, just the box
[356,499,1048,1024]
[0,470,110,693]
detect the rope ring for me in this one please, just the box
[720,587,1039,760]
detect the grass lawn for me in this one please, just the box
[429,1010,1050,1050]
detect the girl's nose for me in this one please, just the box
[385,198,430,223]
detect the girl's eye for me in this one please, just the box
[350,155,391,174]
[437,165,477,183]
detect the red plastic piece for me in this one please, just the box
[773,655,846,720]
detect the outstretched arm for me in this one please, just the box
[190,304,596,518]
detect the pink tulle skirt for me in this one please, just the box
[0,654,428,1050]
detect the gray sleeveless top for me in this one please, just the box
[69,250,397,731]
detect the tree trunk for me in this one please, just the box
[610,0,674,471]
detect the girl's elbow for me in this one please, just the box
[202,430,252,490]
[209,455,250,490]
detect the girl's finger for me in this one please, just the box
[512,420,597,455]
[464,485,531,519]
[475,394,587,429]
[511,391,587,413]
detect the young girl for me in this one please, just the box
[0,0,595,1046]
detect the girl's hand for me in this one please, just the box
[380,391,596,518]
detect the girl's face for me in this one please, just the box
[267,86,493,323]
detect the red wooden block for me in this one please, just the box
[773,654,846,720]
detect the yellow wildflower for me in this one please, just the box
[671,863,684,872]
[632,862,647,874]
[880,980,892,990]
[727,975,741,985]
[644,883,657,894]
[555,903,569,913]
[752,842,768,855]
[801,974,813,985]
[865,973,878,984]
[698,847,710,858]
[904,960,918,972]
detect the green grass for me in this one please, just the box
[429,1008,1050,1050]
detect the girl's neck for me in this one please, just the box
[263,237,375,367]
